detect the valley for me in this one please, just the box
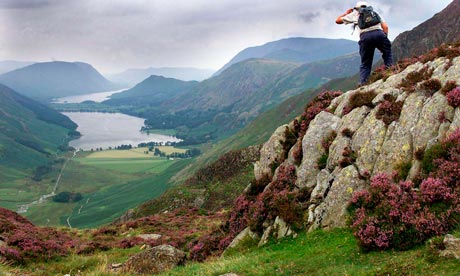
[1,1,460,274]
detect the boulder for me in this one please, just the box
[319,165,367,228]
[413,92,454,151]
[296,111,340,189]
[254,124,289,181]
[137,234,162,241]
[440,234,460,259]
[373,122,413,175]
[352,108,387,176]
[228,227,260,249]
[122,244,186,274]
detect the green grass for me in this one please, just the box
[19,153,192,228]
[77,157,175,174]
[163,228,460,276]
[63,159,192,228]
[3,228,459,275]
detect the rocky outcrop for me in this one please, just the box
[440,234,460,259]
[122,244,186,274]
[392,0,460,61]
[244,54,460,242]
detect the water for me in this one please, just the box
[53,88,128,103]
[63,112,180,150]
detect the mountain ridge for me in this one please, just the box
[213,37,357,76]
[0,61,118,100]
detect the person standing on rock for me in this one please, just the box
[336,1,393,85]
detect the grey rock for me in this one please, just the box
[320,165,367,228]
[413,92,454,151]
[254,124,289,181]
[296,111,340,189]
[258,226,273,247]
[228,227,260,249]
[122,244,186,274]
[352,108,387,176]
[373,122,413,175]
[137,234,162,241]
[440,234,460,259]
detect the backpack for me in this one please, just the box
[358,6,381,29]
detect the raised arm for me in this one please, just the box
[381,22,389,35]
[336,8,354,24]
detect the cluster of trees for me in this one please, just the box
[151,147,201,159]
[52,191,83,203]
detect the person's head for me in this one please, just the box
[354,1,368,9]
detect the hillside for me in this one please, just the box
[0,61,117,100]
[392,0,460,61]
[0,60,34,75]
[108,67,215,86]
[214,37,357,76]
[104,75,198,106]
[0,84,77,187]
[1,45,460,275]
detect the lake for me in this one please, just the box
[63,112,180,150]
[53,88,128,103]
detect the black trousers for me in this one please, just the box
[358,29,393,84]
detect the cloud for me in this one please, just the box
[0,0,51,10]
[299,12,321,23]
[0,0,454,73]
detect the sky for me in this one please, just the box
[0,0,454,74]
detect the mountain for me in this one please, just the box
[392,0,460,61]
[0,61,118,100]
[0,84,77,181]
[213,37,357,76]
[0,60,34,75]
[104,75,198,106]
[108,67,215,87]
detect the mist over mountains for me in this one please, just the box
[108,67,215,87]
[213,37,357,76]
[0,61,118,100]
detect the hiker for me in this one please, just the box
[336,1,393,85]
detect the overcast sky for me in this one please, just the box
[0,0,453,74]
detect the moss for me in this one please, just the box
[317,154,328,170]
[394,160,412,181]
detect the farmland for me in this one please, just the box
[17,146,192,228]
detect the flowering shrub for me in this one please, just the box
[343,90,376,115]
[349,130,460,251]
[375,94,404,126]
[441,80,458,95]
[420,78,442,96]
[0,208,79,264]
[398,66,433,93]
[446,87,460,107]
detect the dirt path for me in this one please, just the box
[17,150,77,214]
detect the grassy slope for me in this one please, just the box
[172,76,358,184]
[21,148,192,228]
[2,228,458,275]
[164,228,460,276]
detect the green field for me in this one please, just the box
[13,147,192,228]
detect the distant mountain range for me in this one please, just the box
[0,61,118,100]
[392,0,460,61]
[104,75,198,106]
[213,37,357,76]
[108,67,215,87]
[108,45,361,143]
[0,84,77,181]
[0,60,35,75]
